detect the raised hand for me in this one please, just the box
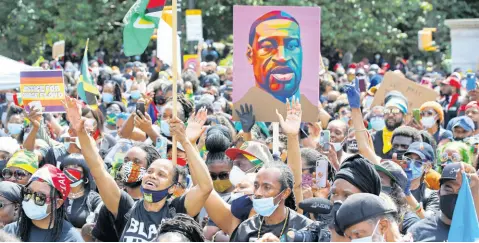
[169,117,188,144]
[134,111,153,133]
[276,96,302,135]
[235,104,255,133]
[345,78,361,109]
[186,107,207,143]
[25,106,42,129]
[62,96,83,132]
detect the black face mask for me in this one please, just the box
[391,148,407,160]
[345,139,359,154]
[154,95,166,105]
[454,137,465,142]
[440,193,458,220]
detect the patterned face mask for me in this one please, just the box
[119,161,146,183]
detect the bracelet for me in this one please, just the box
[414,204,422,213]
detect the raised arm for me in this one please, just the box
[346,79,380,165]
[317,102,331,129]
[276,97,303,213]
[204,190,241,235]
[235,104,255,142]
[63,97,122,217]
[169,117,213,217]
[23,108,42,152]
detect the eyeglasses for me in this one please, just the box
[210,172,230,180]
[383,108,402,115]
[440,152,462,163]
[22,188,54,206]
[2,168,30,181]
[403,156,424,168]
[420,110,436,117]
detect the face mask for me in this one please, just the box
[64,142,71,151]
[381,186,392,195]
[141,185,173,203]
[106,113,118,126]
[231,194,253,221]
[155,95,166,105]
[370,117,385,131]
[346,139,359,154]
[131,90,141,100]
[302,173,313,187]
[375,54,380,60]
[421,116,436,129]
[160,120,171,137]
[392,149,407,160]
[351,220,384,242]
[252,191,283,217]
[64,168,84,187]
[229,166,247,186]
[5,93,14,102]
[213,179,233,193]
[454,137,465,142]
[120,161,146,184]
[341,116,350,124]
[410,164,424,180]
[7,123,23,135]
[102,93,114,103]
[332,142,343,152]
[440,193,458,219]
[22,199,50,220]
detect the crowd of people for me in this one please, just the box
[0,43,478,242]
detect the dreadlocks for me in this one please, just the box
[261,162,296,210]
[17,186,65,242]
[157,214,205,242]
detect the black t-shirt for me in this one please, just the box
[4,219,83,242]
[119,195,187,242]
[407,214,450,242]
[92,191,135,242]
[65,191,102,228]
[230,209,313,242]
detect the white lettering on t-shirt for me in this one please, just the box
[122,217,168,242]
[147,224,158,240]
[126,218,139,233]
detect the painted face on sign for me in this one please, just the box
[247,11,303,103]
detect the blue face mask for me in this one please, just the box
[131,90,141,100]
[407,159,424,180]
[7,123,23,135]
[370,117,385,131]
[22,199,50,220]
[341,116,350,124]
[160,120,171,137]
[102,93,114,103]
[141,185,173,203]
[252,191,284,217]
[231,194,253,221]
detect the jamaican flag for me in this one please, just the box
[77,39,100,109]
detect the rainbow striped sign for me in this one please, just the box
[20,70,66,113]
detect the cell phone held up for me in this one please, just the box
[316,159,328,188]
[319,130,331,152]
[413,109,421,123]
[136,102,146,116]
[358,77,367,92]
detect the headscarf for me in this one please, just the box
[6,150,39,174]
[335,154,381,196]
[29,164,71,200]
[0,181,22,203]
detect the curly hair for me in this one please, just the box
[157,214,205,242]
[166,93,194,122]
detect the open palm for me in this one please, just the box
[62,96,83,132]
[186,107,207,143]
[276,96,302,135]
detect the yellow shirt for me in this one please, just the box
[382,128,394,154]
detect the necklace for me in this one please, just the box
[257,208,289,240]
[68,189,85,199]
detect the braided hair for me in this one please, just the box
[205,125,232,167]
[157,214,205,242]
[17,185,65,242]
[261,162,296,210]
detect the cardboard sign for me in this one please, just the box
[371,72,438,111]
[186,9,203,41]
[20,70,66,113]
[232,6,321,122]
[52,40,65,59]
[183,54,199,72]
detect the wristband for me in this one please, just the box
[414,204,421,211]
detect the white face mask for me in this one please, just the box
[351,220,385,242]
[332,142,343,152]
[421,116,436,129]
[229,166,246,186]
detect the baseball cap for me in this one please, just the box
[336,193,397,233]
[442,77,461,89]
[374,160,408,190]
[226,141,273,166]
[440,162,462,185]
[405,142,435,162]
[452,116,475,132]
[125,62,134,69]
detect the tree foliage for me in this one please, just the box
[1,0,478,62]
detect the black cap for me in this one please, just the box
[440,162,462,185]
[336,193,397,233]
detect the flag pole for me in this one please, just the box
[85,38,90,55]
[172,0,178,165]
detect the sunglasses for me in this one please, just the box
[440,153,462,163]
[420,110,436,117]
[403,156,424,169]
[2,168,30,181]
[384,108,402,115]
[22,188,54,206]
[210,172,230,180]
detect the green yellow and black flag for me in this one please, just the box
[77,39,100,109]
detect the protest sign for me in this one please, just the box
[20,70,66,113]
[183,54,199,72]
[371,71,438,111]
[52,40,65,59]
[232,6,321,122]
[186,9,203,41]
